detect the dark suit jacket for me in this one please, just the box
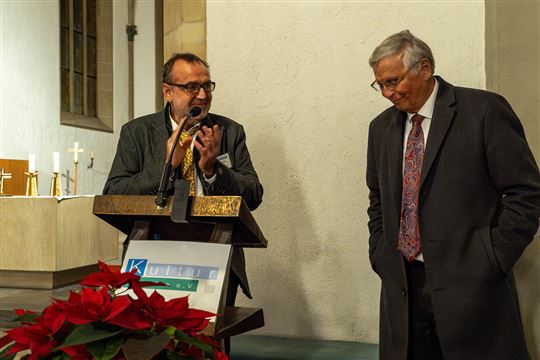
[366,76,540,360]
[103,104,263,298]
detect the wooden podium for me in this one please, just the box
[93,195,268,339]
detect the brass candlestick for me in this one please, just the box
[25,171,38,196]
[0,168,12,195]
[73,161,78,195]
[50,172,62,196]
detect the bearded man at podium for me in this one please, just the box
[103,53,263,333]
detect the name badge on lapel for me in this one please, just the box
[217,153,232,168]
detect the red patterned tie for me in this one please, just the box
[398,114,425,261]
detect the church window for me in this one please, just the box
[60,0,113,132]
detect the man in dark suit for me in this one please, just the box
[366,30,540,360]
[103,53,263,351]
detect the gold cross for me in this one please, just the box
[68,142,84,163]
[0,168,13,194]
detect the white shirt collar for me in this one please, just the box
[407,77,439,122]
[169,110,199,134]
[169,111,178,132]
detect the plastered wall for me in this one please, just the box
[0,1,129,195]
[206,0,538,346]
[163,0,207,60]
[134,0,158,118]
[208,2,539,354]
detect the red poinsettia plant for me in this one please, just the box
[0,261,228,360]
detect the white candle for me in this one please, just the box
[73,142,79,162]
[28,153,36,173]
[53,152,60,173]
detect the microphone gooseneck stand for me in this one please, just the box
[155,106,202,209]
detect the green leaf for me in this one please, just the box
[122,330,171,360]
[174,331,213,355]
[87,334,124,360]
[0,343,16,360]
[54,323,124,350]
[164,326,177,337]
[10,313,39,323]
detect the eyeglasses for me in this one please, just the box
[370,73,408,93]
[166,81,216,94]
[370,60,422,92]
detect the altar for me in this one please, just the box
[0,196,118,289]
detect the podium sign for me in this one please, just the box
[122,240,231,318]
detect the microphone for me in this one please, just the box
[188,106,202,118]
[155,106,202,208]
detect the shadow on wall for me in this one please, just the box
[484,3,540,357]
[515,236,540,359]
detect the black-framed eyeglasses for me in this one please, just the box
[166,81,216,94]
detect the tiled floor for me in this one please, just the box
[0,285,78,328]
[231,335,379,360]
